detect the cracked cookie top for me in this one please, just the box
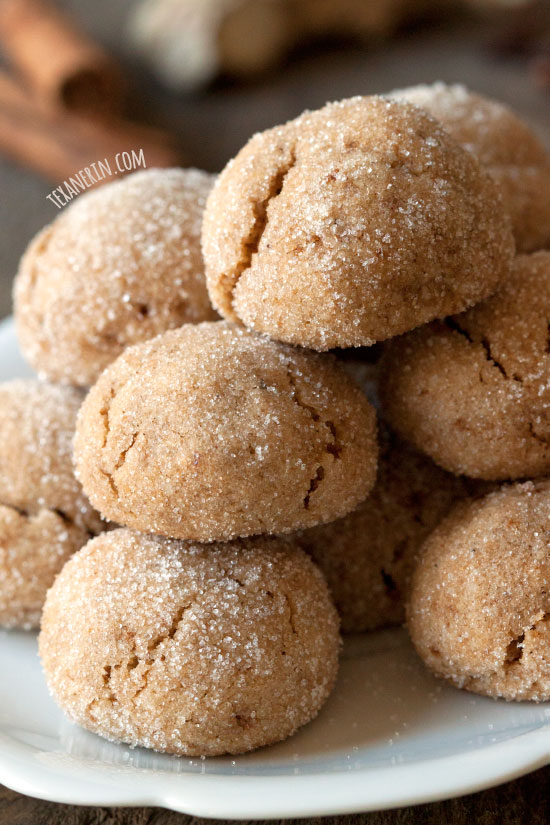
[408,480,550,701]
[14,168,218,388]
[74,321,378,541]
[0,379,104,629]
[39,528,340,756]
[391,83,550,253]
[201,95,514,351]
[380,251,550,481]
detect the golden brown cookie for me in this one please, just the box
[39,528,340,756]
[297,431,466,632]
[380,251,550,481]
[14,168,218,387]
[408,481,550,701]
[391,83,550,252]
[202,95,514,350]
[74,321,378,541]
[0,507,92,630]
[0,380,103,629]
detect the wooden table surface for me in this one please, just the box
[1,2,549,822]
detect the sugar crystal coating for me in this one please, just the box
[74,321,378,541]
[0,506,91,630]
[202,95,514,350]
[0,379,103,628]
[14,168,218,387]
[408,481,550,701]
[39,528,340,756]
[381,251,550,481]
[391,83,550,253]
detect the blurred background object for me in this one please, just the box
[0,0,549,321]
[128,0,463,92]
[0,0,124,112]
[128,0,547,92]
[129,0,293,92]
[0,0,182,194]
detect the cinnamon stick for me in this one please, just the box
[0,0,124,113]
[0,71,182,185]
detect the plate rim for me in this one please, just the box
[1,726,549,818]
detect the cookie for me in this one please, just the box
[74,321,378,541]
[202,95,514,350]
[39,528,340,756]
[408,481,550,701]
[391,83,550,252]
[0,380,103,628]
[380,251,550,481]
[14,168,218,387]
[297,431,466,632]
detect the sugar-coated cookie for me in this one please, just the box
[391,83,550,252]
[380,251,550,481]
[408,481,550,701]
[297,432,466,632]
[39,528,340,756]
[0,380,103,628]
[202,95,514,350]
[15,168,217,387]
[74,321,378,541]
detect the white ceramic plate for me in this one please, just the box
[0,315,549,819]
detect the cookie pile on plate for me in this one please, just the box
[3,83,550,757]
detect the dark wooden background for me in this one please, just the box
[1,1,550,821]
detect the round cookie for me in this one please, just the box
[39,528,340,756]
[0,506,92,630]
[380,251,550,481]
[74,321,378,541]
[391,83,550,252]
[0,380,103,628]
[202,95,514,350]
[14,168,218,387]
[408,481,550,701]
[297,432,466,632]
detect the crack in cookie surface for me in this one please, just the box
[285,367,342,510]
[0,500,88,534]
[528,422,550,448]
[229,149,296,313]
[444,318,511,380]
[98,381,141,501]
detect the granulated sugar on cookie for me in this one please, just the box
[408,481,550,701]
[39,528,340,756]
[202,95,514,350]
[74,321,378,541]
[0,379,104,629]
[15,168,218,387]
[391,82,550,253]
[381,251,550,481]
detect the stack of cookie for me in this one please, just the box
[4,83,550,757]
